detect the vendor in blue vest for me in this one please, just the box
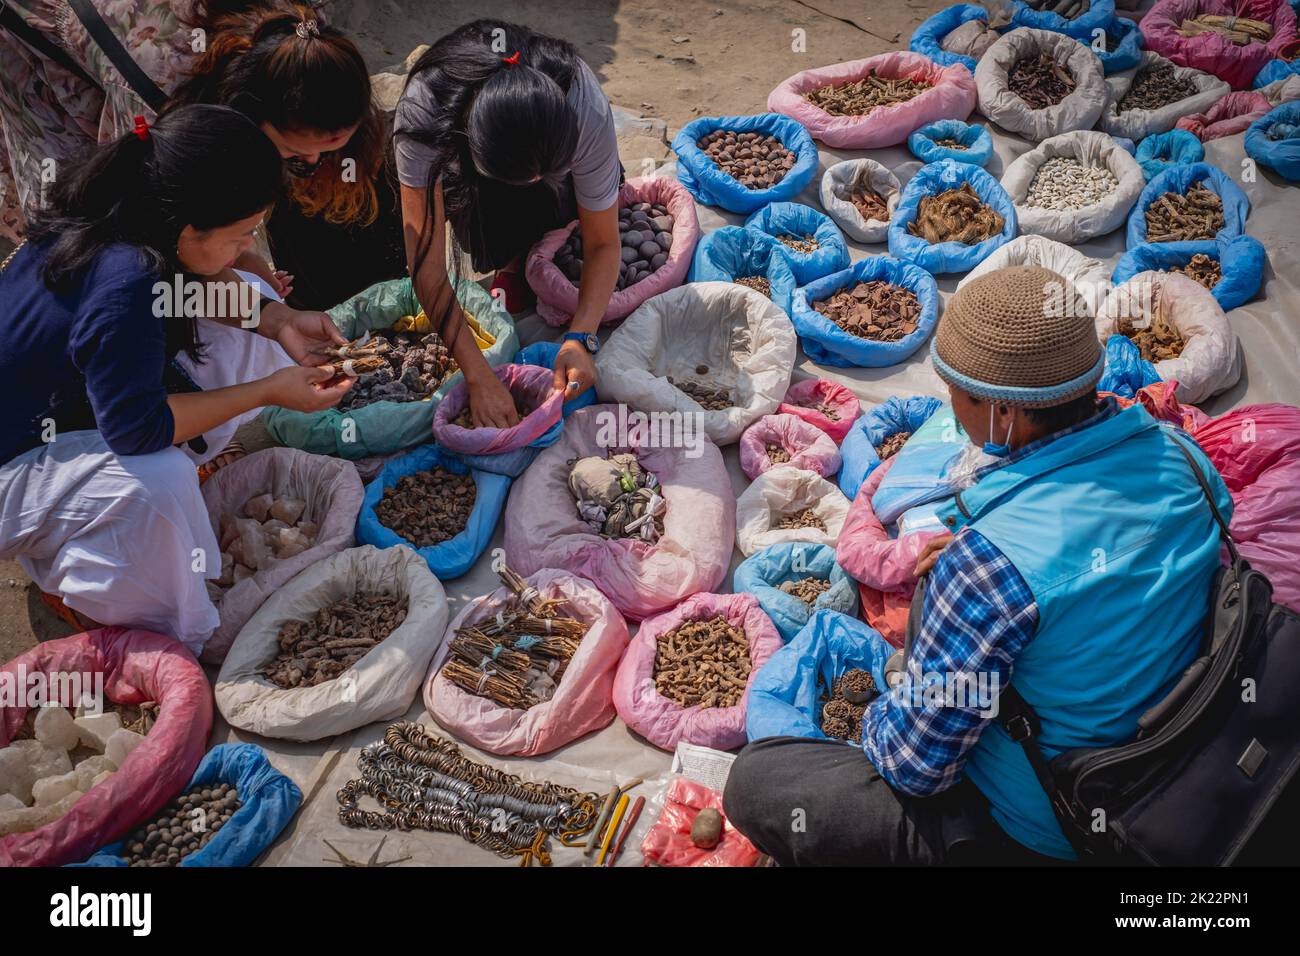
[723,265,1232,864]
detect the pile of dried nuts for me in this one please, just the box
[820,668,878,743]
[668,366,733,411]
[569,452,665,542]
[777,233,820,254]
[374,467,476,547]
[876,431,911,460]
[734,275,772,297]
[803,72,931,117]
[1172,253,1222,289]
[215,494,318,599]
[332,329,456,413]
[1118,64,1198,112]
[779,576,832,605]
[1025,156,1120,210]
[260,592,407,689]
[1144,183,1224,242]
[766,443,792,465]
[556,201,675,290]
[776,507,828,532]
[849,186,891,222]
[696,130,796,190]
[1008,52,1076,110]
[812,280,922,342]
[119,784,242,866]
[1021,0,1092,19]
[908,183,1005,245]
[654,615,752,709]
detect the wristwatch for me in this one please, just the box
[563,331,601,354]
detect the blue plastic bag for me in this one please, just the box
[1112,235,1266,311]
[1078,16,1142,75]
[1252,58,1299,89]
[888,159,1017,275]
[1011,0,1115,39]
[908,3,992,72]
[515,342,597,415]
[791,256,941,369]
[671,113,819,214]
[870,402,968,527]
[733,543,859,643]
[1245,101,1300,182]
[70,744,301,868]
[746,609,893,743]
[1133,129,1204,183]
[1096,334,1160,400]
[907,119,995,167]
[744,202,851,285]
[357,443,511,579]
[837,394,943,499]
[1126,162,1249,248]
[688,226,800,316]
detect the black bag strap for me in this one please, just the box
[67,0,167,112]
[1165,429,1241,564]
[1,1,100,89]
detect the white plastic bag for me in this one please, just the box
[1098,52,1231,141]
[960,234,1112,318]
[818,159,901,244]
[975,28,1107,141]
[735,466,850,557]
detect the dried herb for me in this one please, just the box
[804,72,931,117]
[374,467,476,548]
[654,615,752,709]
[1008,52,1076,110]
[907,182,1005,245]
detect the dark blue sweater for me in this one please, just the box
[0,241,176,466]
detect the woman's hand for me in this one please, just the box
[913,532,956,578]
[262,366,352,412]
[269,308,348,366]
[554,339,597,396]
[271,270,294,299]
[467,374,521,428]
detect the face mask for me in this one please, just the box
[982,403,1015,457]
[285,156,322,179]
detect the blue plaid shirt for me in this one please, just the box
[862,399,1120,796]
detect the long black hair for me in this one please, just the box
[26,104,283,356]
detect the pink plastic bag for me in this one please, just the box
[778,378,861,444]
[0,628,212,867]
[504,404,734,621]
[1142,0,1298,89]
[425,570,629,756]
[738,413,842,480]
[1176,90,1272,140]
[766,50,976,149]
[432,363,565,455]
[613,591,781,751]
[525,175,701,327]
[640,777,760,867]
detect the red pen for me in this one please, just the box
[603,795,645,867]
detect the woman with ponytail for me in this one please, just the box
[0,104,353,655]
[395,19,624,426]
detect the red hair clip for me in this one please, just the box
[131,116,150,141]
[501,51,520,65]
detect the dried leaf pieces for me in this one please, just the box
[654,615,752,709]
[1144,184,1224,242]
[803,72,931,117]
[812,280,921,342]
[907,182,1005,245]
[374,467,476,548]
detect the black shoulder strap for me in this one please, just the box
[0,1,99,89]
[1164,428,1241,564]
[67,0,167,112]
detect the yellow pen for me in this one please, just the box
[596,794,630,867]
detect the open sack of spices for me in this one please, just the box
[778,378,861,445]
[738,413,842,481]
[431,363,566,477]
[670,113,819,214]
[733,542,859,643]
[1125,161,1250,247]
[837,394,944,500]
[71,743,300,868]
[262,276,517,460]
[593,281,797,445]
[1245,99,1300,180]
[425,562,629,757]
[1134,128,1206,182]
[356,443,511,580]
[1097,52,1231,140]
[1010,0,1116,37]
[792,255,940,369]
[1141,0,1298,89]
[1177,89,1273,140]
[525,175,701,327]
[0,629,211,867]
[1097,271,1242,405]
[612,591,781,751]
[767,50,977,149]
[743,202,851,285]
[974,27,1108,140]
[909,3,1002,72]
[504,405,734,621]
[746,608,892,743]
[735,466,852,557]
[888,159,1017,274]
[687,226,800,316]
[1113,234,1266,311]
[959,234,1112,318]
[906,118,995,167]
[214,544,448,742]
[200,447,364,665]
[818,159,903,244]
[1000,130,1145,244]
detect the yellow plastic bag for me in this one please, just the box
[393,310,497,351]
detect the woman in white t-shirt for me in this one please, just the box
[394,19,623,427]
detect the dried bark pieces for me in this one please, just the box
[733,275,772,297]
[776,507,828,532]
[875,431,911,461]
[654,615,752,709]
[120,783,242,866]
[849,186,891,222]
[1008,52,1076,110]
[261,592,408,689]
[812,280,921,342]
[1171,253,1222,290]
[697,129,796,190]
[1118,64,1199,113]
[779,576,832,604]
[1143,184,1224,242]
[803,72,931,117]
[374,467,476,548]
[1117,314,1186,361]
[907,182,1005,245]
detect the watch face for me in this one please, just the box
[585,334,600,353]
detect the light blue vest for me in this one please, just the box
[936,405,1232,859]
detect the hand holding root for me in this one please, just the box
[264,365,352,412]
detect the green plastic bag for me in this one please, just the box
[261,277,519,459]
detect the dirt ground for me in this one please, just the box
[0,0,948,661]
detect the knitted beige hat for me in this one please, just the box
[930,265,1103,408]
